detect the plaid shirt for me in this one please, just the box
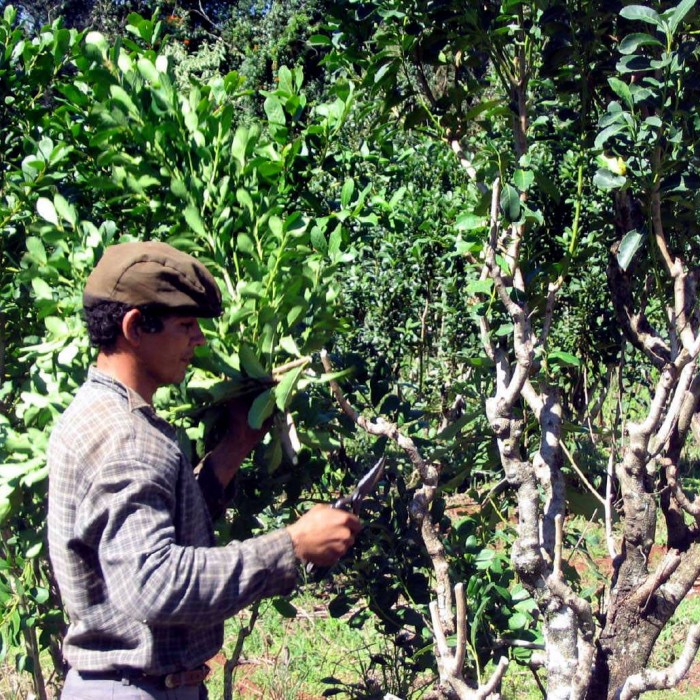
[47,367,297,675]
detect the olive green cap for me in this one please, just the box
[83,241,222,318]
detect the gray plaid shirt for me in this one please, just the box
[47,367,297,675]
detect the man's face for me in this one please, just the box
[138,314,206,387]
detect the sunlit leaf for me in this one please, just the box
[617,228,647,271]
[619,5,661,26]
[248,388,276,429]
[36,197,58,226]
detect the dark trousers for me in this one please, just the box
[61,668,209,699]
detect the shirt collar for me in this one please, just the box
[87,366,152,413]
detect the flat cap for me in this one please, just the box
[83,241,222,318]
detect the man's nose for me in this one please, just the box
[192,321,206,346]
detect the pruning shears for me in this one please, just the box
[306,454,386,574]
[332,454,387,515]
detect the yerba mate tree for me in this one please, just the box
[0,8,364,696]
[327,0,700,697]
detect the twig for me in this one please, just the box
[560,441,606,507]
[272,355,312,379]
[223,603,261,700]
[650,362,696,457]
[566,508,599,567]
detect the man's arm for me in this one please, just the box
[194,398,267,519]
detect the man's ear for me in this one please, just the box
[121,308,144,347]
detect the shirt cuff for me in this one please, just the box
[248,529,299,597]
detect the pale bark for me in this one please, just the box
[617,623,700,700]
[477,178,592,699]
[430,583,509,699]
[589,189,700,698]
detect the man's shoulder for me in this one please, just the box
[51,377,134,447]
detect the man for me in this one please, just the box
[47,241,361,699]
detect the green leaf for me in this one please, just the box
[170,179,188,199]
[507,612,531,631]
[248,388,276,429]
[36,197,58,226]
[278,66,294,94]
[466,279,493,295]
[184,206,206,236]
[455,213,486,231]
[0,493,11,525]
[328,224,343,258]
[45,316,68,335]
[236,188,254,217]
[308,34,332,46]
[593,168,626,191]
[279,336,300,356]
[341,178,355,208]
[26,237,47,265]
[84,31,108,55]
[618,32,664,54]
[231,126,249,169]
[513,169,534,192]
[374,61,396,84]
[594,123,626,150]
[275,366,306,411]
[287,305,306,326]
[617,228,647,271]
[269,215,283,239]
[31,278,53,301]
[499,184,521,222]
[616,55,654,73]
[137,57,160,84]
[25,541,42,559]
[32,587,50,605]
[548,350,581,367]
[239,345,268,379]
[110,85,138,115]
[264,95,285,125]
[608,78,633,110]
[619,5,662,27]
[54,194,77,227]
[665,0,696,34]
[236,233,255,256]
[310,225,328,252]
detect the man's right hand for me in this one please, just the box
[286,504,362,567]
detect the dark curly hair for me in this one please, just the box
[84,301,166,350]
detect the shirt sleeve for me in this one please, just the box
[193,452,236,521]
[74,454,298,627]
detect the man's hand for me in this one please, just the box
[286,505,362,567]
[206,396,271,488]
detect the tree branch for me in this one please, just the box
[617,623,700,700]
[430,583,509,699]
[650,362,696,456]
[665,460,700,519]
[606,258,671,369]
[320,349,454,628]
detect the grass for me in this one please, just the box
[5,584,700,700]
[205,588,432,699]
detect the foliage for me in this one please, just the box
[0,5,364,689]
[6,0,700,698]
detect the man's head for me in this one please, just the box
[83,241,222,350]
